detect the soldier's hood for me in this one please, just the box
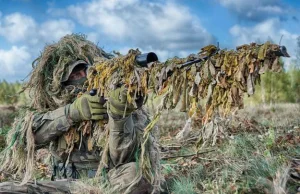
[61,60,90,82]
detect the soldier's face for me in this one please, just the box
[68,67,87,81]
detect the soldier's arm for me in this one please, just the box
[107,87,141,166]
[108,113,137,166]
[33,94,107,146]
[33,105,73,146]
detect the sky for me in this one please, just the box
[0,0,299,82]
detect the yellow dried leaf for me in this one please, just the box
[88,136,93,151]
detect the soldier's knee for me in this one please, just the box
[108,162,153,194]
[108,162,138,184]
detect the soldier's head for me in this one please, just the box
[61,60,90,87]
[25,34,112,111]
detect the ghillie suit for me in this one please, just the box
[0,34,163,194]
[0,34,111,183]
[0,107,161,194]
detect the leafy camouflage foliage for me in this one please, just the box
[87,42,288,124]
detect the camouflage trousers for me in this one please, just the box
[0,180,73,194]
[0,162,152,194]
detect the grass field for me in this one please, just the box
[158,103,300,194]
[0,103,299,193]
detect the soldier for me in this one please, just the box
[0,34,161,194]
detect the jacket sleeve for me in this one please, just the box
[108,113,138,167]
[33,105,74,146]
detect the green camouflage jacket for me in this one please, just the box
[32,104,141,178]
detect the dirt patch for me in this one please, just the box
[0,105,18,151]
[0,105,17,128]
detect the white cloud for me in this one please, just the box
[40,19,74,41]
[0,12,75,45]
[229,18,299,67]
[218,0,286,21]
[68,0,215,53]
[230,19,278,44]
[0,46,31,80]
[0,13,37,43]
[0,12,75,81]
[230,18,295,45]
[257,5,283,13]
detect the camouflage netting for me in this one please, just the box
[87,41,285,122]
[86,41,288,150]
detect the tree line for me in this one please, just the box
[0,80,26,105]
[247,67,300,105]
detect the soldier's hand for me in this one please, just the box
[108,86,143,118]
[69,94,108,122]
